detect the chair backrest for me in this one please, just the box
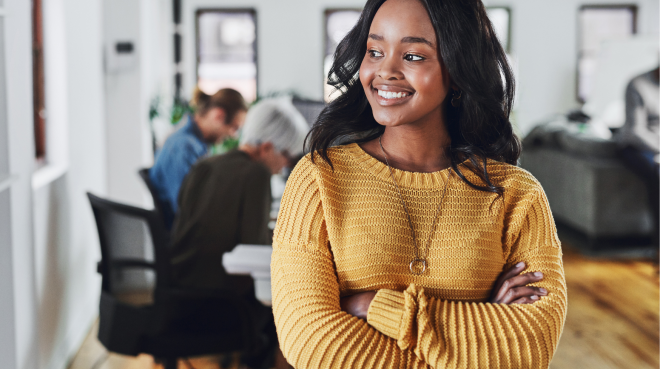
[138,168,174,230]
[88,192,171,295]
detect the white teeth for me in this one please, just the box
[377,90,409,99]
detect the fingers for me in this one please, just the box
[492,271,544,303]
[510,296,539,304]
[497,286,548,305]
[340,291,377,319]
[491,262,527,299]
[505,272,545,290]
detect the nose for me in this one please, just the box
[229,124,240,137]
[377,54,404,80]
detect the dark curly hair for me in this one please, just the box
[306,0,520,194]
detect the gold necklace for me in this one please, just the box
[378,136,452,275]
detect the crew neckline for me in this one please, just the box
[342,142,454,189]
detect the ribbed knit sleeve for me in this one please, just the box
[366,187,567,368]
[271,157,424,368]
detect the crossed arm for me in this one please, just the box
[272,164,567,369]
[341,261,548,320]
[272,240,565,368]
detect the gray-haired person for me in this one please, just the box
[168,96,309,369]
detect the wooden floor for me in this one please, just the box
[549,245,659,369]
[68,244,659,369]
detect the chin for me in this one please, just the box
[371,109,412,128]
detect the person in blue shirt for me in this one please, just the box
[150,87,248,228]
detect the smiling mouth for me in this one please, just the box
[372,87,415,104]
[377,89,411,99]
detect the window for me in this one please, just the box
[486,7,511,53]
[578,5,637,102]
[32,0,46,159]
[196,9,257,103]
[324,9,361,102]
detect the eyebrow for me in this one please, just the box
[401,36,434,47]
[368,33,434,47]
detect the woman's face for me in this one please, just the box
[360,0,451,128]
[199,108,246,143]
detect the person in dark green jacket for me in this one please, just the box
[170,96,309,291]
[167,96,309,369]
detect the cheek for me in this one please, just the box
[412,68,449,103]
[359,58,375,91]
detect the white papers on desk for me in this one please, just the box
[223,244,272,304]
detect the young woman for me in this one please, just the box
[271,0,566,368]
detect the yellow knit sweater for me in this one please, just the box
[271,143,567,369]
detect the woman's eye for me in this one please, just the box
[369,50,383,58]
[404,54,424,62]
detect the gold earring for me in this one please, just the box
[451,90,462,107]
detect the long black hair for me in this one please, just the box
[306,0,520,194]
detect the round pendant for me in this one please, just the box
[409,258,427,275]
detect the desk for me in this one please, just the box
[222,244,272,305]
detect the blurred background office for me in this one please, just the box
[0,0,658,368]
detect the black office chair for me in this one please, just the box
[138,167,174,230]
[87,192,261,369]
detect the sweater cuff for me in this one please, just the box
[367,289,405,340]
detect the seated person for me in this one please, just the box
[169,97,308,369]
[169,96,309,291]
[616,66,659,245]
[150,87,248,228]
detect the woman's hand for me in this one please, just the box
[490,262,548,304]
[340,291,377,319]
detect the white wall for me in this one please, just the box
[103,0,148,206]
[21,0,170,366]
[182,0,659,135]
[3,0,39,368]
[24,0,107,368]
[104,0,173,207]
